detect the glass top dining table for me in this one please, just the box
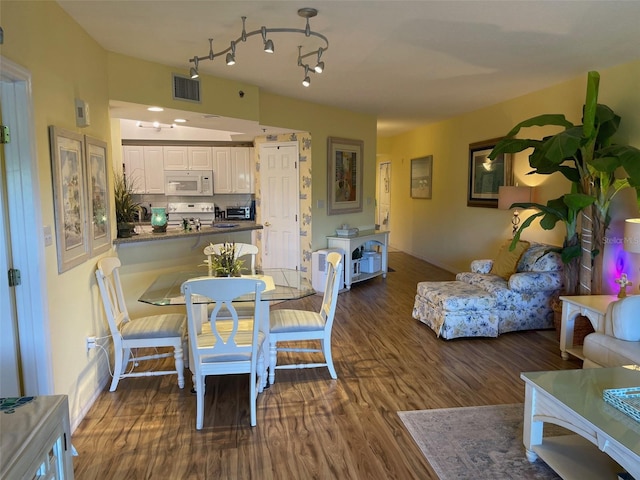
[138,268,316,306]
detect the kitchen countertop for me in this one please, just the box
[113,222,263,245]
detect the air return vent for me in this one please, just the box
[172,74,201,103]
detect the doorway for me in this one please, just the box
[0,56,53,396]
[377,162,391,230]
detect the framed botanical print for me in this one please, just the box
[467,138,513,208]
[327,137,363,215]
[49,126,90,272]
[85,136,111,256]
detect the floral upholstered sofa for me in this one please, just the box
[412,241,564,339]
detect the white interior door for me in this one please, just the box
[377,162,391,230]
[260,142,299,270]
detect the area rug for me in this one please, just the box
[398,403,563,480]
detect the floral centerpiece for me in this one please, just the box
[206,242,244,277]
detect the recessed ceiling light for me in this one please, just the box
[174,118,187,123]
[147,106,164,112]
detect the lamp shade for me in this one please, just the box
[498,186,533,210]
[624,218,640,253]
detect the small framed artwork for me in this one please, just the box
[327,136,364,215]
[411,155,433,199]
[85,136,111,256]
[467,138,513,208]
[49,126,90,273]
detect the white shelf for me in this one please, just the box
[534,435,623,480]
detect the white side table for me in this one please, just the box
[558,295,618,360]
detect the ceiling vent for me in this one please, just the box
[172,74,200,103]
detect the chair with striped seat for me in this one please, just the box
[268,251,343,384]
[96,257,186,392]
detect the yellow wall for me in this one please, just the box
[379,61,640,274]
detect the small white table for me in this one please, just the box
[559,295,618,360]
[327,230,389,289]
[521,367,640,479]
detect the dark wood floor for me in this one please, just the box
[72,251,581,479]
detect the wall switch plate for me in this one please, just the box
[317,199,325,209]
[43,225,53,246]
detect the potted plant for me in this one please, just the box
[490,71,640,294]
[207,242,244,277]
[113,170,140,238]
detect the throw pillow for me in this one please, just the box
[490,240,530,280]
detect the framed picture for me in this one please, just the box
[85,136,111,256]
[49,126,90,272]
[467,138,513,208]
[327,137,363,215]
[411,155,433,199]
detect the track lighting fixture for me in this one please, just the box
[187,7,328,87]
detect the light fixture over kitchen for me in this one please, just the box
[136,121,175,131]
[187,7,329,88]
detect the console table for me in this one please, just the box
[559,295,618,360]
[521,367,640,479]
[327,230,389,289]
[0,395,75,479]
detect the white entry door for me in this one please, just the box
[377,162,391,230]
[259,142,299,270]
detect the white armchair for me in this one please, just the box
[582,296,640,368]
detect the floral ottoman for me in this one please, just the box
[412,280,499,339]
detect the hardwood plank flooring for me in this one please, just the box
[72,251,582,479]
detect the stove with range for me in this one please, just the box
[167,202,215,229]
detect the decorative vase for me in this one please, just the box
[151,207,167,233]
[117,222,136,238]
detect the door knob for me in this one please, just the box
[264,221,271,227]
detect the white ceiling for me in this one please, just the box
[58,0,640,138]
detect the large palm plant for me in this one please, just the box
[491,71,640,294]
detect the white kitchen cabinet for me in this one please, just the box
[163,146,213,170]
[122,146,165,194]
[0,395,75,479]
[163,146,189,170]
[212,147,254,194]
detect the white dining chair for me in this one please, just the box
[204,242,259,274]
[268,251,343,384]
[182,276,267,429]
[95,257,186,392]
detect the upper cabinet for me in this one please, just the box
[122,146,164,194]
[163,146,213,170]
[212,147,254,194]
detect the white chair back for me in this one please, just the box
[204,242,259,274]
[320,252,344,327]
[95,256,129,344]
[181,276,267,428]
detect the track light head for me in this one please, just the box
[314,61,324,74]
[190,57,199,78]
[226,41,236,65]
[264,38,274,53]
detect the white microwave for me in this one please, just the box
[165,170,213,196]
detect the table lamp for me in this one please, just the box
[624,218,640,291]
[151,207,168,233]
[498,186,533,237]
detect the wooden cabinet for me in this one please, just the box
[122,145,165,194]
[212,147,254,194]
[163,146,213,170]
[0,395,75,479]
